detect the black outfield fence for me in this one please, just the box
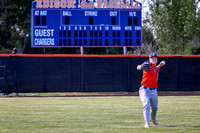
[0,54,200,93]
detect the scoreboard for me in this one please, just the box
[31,0,142,47]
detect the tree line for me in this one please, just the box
[0,0,200,54]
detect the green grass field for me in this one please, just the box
[0,96,200,133]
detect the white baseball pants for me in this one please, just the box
[139,86,158,125]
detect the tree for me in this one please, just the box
[0,0,33,53]
[147,0,200,54]
[140,24,157,54]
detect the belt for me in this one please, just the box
[141,85,156,90]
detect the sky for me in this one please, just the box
[137,0,150,19]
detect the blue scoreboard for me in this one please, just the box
[31,0,142,47]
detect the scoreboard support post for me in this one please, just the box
[80,47,84,55]
[123,47,127,55]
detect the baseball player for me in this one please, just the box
[137,52,166,128]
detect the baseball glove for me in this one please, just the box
[141,61,152,71]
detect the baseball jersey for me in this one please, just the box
[141,64,159,88]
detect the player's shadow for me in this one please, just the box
[159,125,200,128]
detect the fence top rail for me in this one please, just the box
[0,54,200,58]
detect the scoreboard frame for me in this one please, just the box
[31,0,142,48]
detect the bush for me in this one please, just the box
[184,45,200,55]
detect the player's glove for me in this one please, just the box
[141,61,152,71]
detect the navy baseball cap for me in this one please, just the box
[149,52,157,58]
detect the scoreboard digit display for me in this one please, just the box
[31,0,142,47]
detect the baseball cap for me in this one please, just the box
[149,52,157,58]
